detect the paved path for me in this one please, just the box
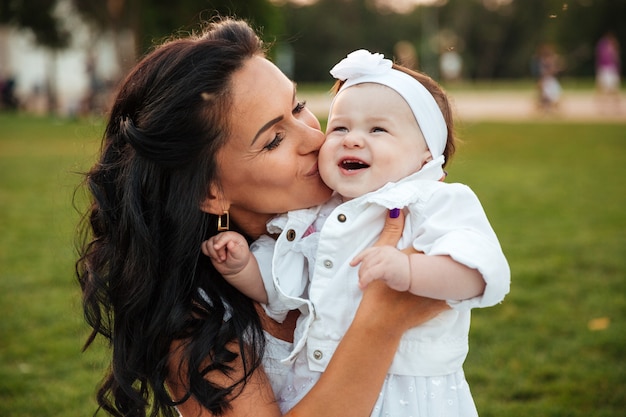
[306,90,626,123]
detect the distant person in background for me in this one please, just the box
[440,49,463,83]
[83,53,99,114]
[532,43,563,113]
[595,31,621,112]
[0,77,18,111]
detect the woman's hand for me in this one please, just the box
[256,304,299,343]
[356,209,449,336]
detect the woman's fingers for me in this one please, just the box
[374,208,405,248]
[361,281,449,332]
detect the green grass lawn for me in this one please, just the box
[1,113,624,416]
[453,122,626,417]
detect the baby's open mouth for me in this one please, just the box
[340,159,370,170]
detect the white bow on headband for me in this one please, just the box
[329,49,448,160]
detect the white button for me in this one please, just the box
[323,260,333,268]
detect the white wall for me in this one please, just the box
[1,25,120,115]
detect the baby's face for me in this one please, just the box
[320,83,431,200]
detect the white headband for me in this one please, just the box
[329,49,447,159]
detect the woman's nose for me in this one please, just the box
[298,123,325,154]
[298,108,324,153]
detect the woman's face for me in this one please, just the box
[207,56,332,237]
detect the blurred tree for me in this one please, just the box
[71,0,284,76]
[442,0,626,79]
[0,0,69,48]
[551,0,626,77]
[277,0,625,81]
[0,0,70,113]
[281,0,431,82]
[439,0,557,79]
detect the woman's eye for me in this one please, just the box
[264,133,284,151]
[293,100,307,114]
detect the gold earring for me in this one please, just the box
[217,211,229,231]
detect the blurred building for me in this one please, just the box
[0,24,120,116]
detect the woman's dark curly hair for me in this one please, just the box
[76,17,266,417]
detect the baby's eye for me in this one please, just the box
[330,126,348,133]
[264,133,284,151]
[372,126,387,133]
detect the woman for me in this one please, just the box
[76,17,448,417]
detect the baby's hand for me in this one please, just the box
[351,246,411,292]
[201,231,251,276]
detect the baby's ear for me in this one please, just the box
[199,183,229,215]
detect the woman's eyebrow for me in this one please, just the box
[250,83,298,145]
[251,115,283,145]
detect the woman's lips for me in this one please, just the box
[306,162,320,177]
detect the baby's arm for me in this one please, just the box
[202,232,268,303]
[351,247,485,301]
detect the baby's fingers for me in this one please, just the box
[357,259,385,290]
[352,248,382,289]
[358,269,376,290]
[202,239,226,262]
[350,247,374,267]
[201,239,215,257]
